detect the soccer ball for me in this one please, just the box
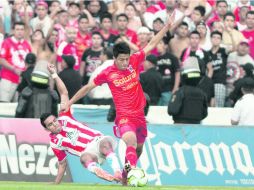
[127,168,148,187]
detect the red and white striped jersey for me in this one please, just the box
[50,109,102,162]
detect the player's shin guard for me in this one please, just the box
[125,146,137,168]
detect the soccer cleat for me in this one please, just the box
[94,167,114,182]
[124,162,132,173]
[122,162,132,186]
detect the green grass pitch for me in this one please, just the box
[0,182,254,190]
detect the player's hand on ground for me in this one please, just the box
[47,63,57,75]
[94,168,114,182]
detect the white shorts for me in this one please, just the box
[0,79,18,102]
[81,136,117,164]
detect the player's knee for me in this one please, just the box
[80,153,94,168]
[99,140,113,155]
[122,131,137,146]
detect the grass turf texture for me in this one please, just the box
[0,182,254,190]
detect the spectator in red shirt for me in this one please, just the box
[207,0,228,27]
[116,13,138,45]
[0,21,31,102]
[54,10,69,47]
[242,10,254,58]
[75,14,92,62]
[57,26,79,71]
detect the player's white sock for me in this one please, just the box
[106,152,121,172]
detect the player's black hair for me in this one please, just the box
[40,113,53,129]
[113,42,131,58]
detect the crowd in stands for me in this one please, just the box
[0,0,254,114]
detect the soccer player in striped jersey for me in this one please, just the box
[40,63,122,184]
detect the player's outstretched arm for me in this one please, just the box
[143,11,175,55]
[54,159,67,184]
[47,63,69,108]
[64,81,96,110]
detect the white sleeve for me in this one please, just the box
[231,101,241,122]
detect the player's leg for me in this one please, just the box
[136,125,147,159]
[120,130,137,185]
[121,131,138,168]
[80,152,114,181]
[98,137,122,182]
[136,143,144,159]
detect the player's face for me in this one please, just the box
[115,54,130,70]
[44,115,61,134]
